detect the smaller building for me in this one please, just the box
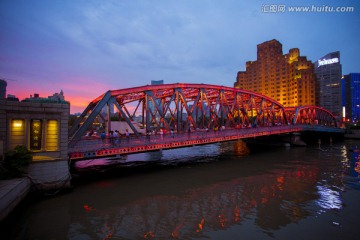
[151,80,164,85]
[0,100,69,160]
[0,98,71,191]
[6,94,19,101]
[23,90,67,103]
[48,90,65,102]
[342,73,360,123]
[0,86,71,221]
[150,80,164,123]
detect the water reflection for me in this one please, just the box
[4,140,360,240]
[75,173,316,239]
[67,144,322,239]
[352,148,360,175]
[316,184,343,210]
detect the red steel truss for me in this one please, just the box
[286,106,338,127]
[69,84,289,144]
[69,83,339,148]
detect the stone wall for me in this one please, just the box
[27,160,72,191]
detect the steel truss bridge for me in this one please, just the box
[69,83,343,160]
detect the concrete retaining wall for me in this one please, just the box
[344,129,360,139]
[0,178,31,222]
[0,160,72,222]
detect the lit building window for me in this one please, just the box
[12,120,23,128]
[46,120,59,151]
[10,119,25,149]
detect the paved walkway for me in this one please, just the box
[0,178,31,222]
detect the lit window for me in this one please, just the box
[46,120,59,151]
[10,119,25,149]
[12,119,23,128]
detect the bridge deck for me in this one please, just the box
[68,125,343,161]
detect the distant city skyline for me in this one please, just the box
[1,0,359,113]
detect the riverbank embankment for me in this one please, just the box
[0,178,31,222]
[344,129,360,139]
[0,159,71,222]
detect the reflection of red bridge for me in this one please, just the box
[69,83,343,160]
[69,144,322,239]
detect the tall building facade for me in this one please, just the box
[314,51,342,116]
[342,73,360,122]
[0,79,7,99]
[234,39,316,107]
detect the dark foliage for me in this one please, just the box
[0,145,32,179]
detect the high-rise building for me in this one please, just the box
[0,79,7,99]
[314,51,342,116]
[234,39,316,107]
[341,73,360,122]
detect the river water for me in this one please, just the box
[2,139,360,240]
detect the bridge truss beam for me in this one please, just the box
[69,84,340,148]
[69,83,289,146]
[289,106,338,127]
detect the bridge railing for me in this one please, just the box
[69,125,304,153]
[300,124,345,133]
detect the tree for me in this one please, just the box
[0,145,32,179]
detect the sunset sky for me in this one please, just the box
[1,0,359,113]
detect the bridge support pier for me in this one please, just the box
[27,159,72,192]
[290,133,307,146]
